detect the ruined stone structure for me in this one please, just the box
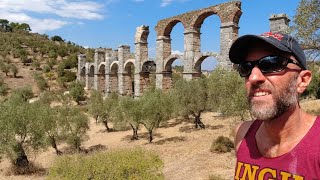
[154,1,242,89]
[269,14,290,33]
[77,1,242,96]
[77,0,290,97]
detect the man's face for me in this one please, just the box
[244,46,301,121]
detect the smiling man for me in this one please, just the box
[229,32,320,179]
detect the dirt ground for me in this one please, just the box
[0,99,319,180]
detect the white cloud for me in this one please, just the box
[0,0,105,32]
[133,0,144,2]
[0,11,68,32]
[161,0,173,7]
[171,50,183,55]
[160,0,190,7]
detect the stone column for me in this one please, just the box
[134,26,149,97]
[118,45,130,95]
[219,21,239,69]
[77,54,86,81]
[156,35,171,89]
[104,50,112,96]
[183,27,201,80]
[93,50,99,90]
[85,63,89,90]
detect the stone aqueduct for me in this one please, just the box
[77,1,290,97]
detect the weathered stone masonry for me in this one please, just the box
[77,1,290,97]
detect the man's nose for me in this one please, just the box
[247,66,266,84]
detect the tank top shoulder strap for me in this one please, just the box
[245,120,263,139]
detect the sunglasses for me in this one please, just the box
[237,55,302,77]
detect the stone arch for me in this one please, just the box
[124,59,135,96]
[192,10,219,29]
[156,18,186,37]
[155,1,242,89]
[98,63,106,92]
[88,65,94,89]
[139,60,156,94]
[164,54,184,72]
[194,52,218,77]
[110,61,119,93]
[163,55,184,90]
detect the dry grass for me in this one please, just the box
[0,95,318,180]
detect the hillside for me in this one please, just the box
[0,30,94,96]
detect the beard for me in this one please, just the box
[248,74,299,121]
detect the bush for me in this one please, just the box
[210,136,234,153]
[48,148,164,180]
[61,71,77,82]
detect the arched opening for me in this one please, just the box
[140,60,156,94]
[162,21,184,90]
[98,64,105,92]
[88,65,94,89]
[164,57,184,90]
[197,13,221,71]
[194,55,218,78]
[124,61,135,96]
[110,63,118,93]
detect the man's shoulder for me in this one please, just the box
[234,120,256,152]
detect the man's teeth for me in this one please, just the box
[254,92,269,97]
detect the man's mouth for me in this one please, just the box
[253,91,270,97]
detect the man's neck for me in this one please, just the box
[255,105,316,158]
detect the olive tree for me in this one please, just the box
[172,78,208,129]
[291,0,320,59]
[88,90,104,123]
[207,68,249,120]
[0,89,48,168]
[115,96,142,140]
[140,89,173,143]
[56,105,89,152]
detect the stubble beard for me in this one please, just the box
[248,75,299,121]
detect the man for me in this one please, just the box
[229,31,319,179]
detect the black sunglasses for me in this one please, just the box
[237,55,302,77]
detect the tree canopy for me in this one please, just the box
[291,0,320,60]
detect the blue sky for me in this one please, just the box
[0,0,301,70]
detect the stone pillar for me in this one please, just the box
[269,14,290,33]
[104,49,112,96]
[156,36,171,89]
[219,21,239,69]
[93,50,99,90]
[118,45,130,95]
[77,54,86,82]
[134,25,149,97]
[85,63,89,90]
[183,27,201,80]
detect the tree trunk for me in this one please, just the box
[49,136,62,155]
[148,130,153,143]
[95,115,98,124]
[13,143,29,168]
[194,115,205,129]
[102,120,111,132]
[130,124,138,140]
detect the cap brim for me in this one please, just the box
[229,34,291,64]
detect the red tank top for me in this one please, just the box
[235,116,320,180]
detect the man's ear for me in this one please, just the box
[297,70,312,94]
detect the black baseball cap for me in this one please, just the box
[229,32,307,69]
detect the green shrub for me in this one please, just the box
[210,136,234,153]
[48,148,164,180]
[61,71,76,82]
